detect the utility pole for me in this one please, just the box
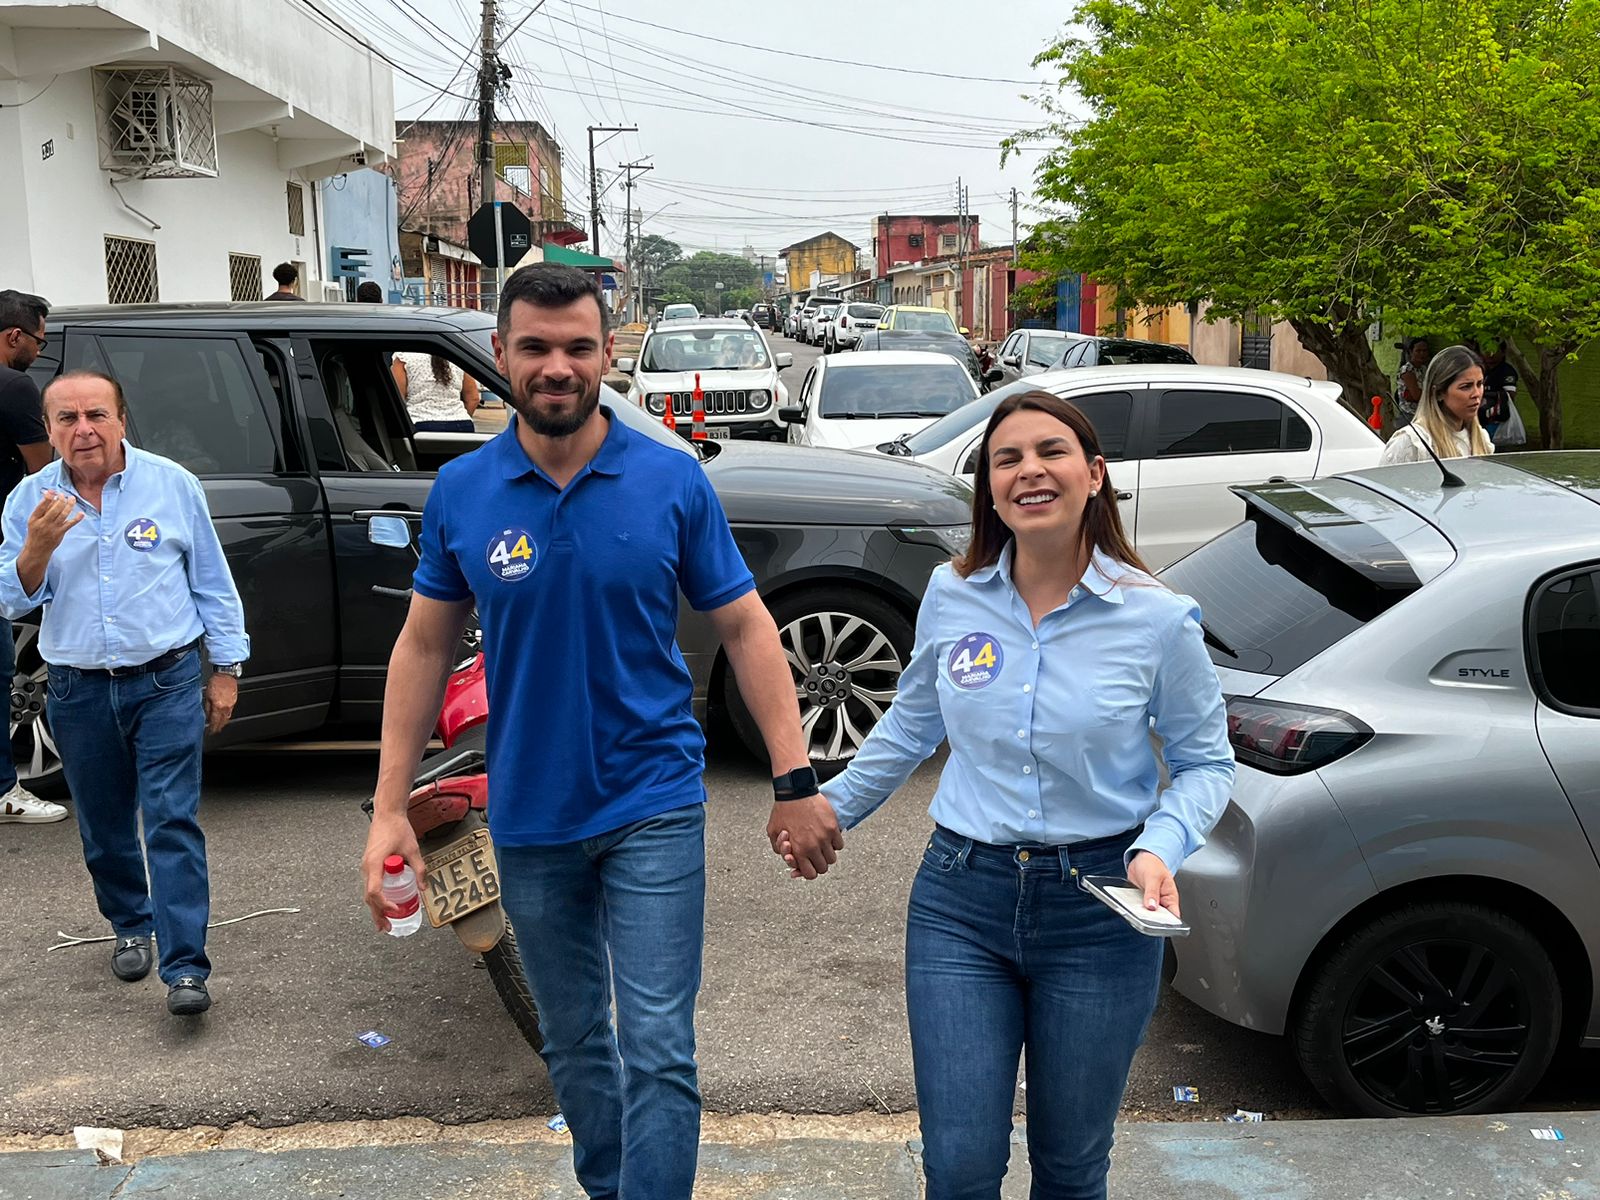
[619,158,653,321]
[476,0,497,309]
[587,124,636,256]
[954,176,965,332]
[1011,187,1019,265]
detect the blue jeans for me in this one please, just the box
[0,620,16,795]
[907,826,1163,1200]
[498,802,706,1200]
[46,649,210,984]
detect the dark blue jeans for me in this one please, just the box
[0,620,16,795]
[907,825,1163,1200]
[498,802,706,1200]
[47,649,210,984]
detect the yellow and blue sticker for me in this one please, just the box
[486,527,538,582]
[124,518,161,552]
[947,632,1003,689]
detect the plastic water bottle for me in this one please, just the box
[381,854,422,938]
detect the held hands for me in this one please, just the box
[202,674,238,734]
[25,491,84,557]
[1127,850,1181,920]
[767,792,843,881]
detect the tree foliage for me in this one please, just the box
[656,252,761,313]
[1012,0,1600,444]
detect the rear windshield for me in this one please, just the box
[1097,340,1195,365]
[847,304,884,319]
[894,310,957,333]
[819,363,974,418]
[1161,480,1454,676]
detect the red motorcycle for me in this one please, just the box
[362,517,543,1050]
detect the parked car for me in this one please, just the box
[875,366,1381,569]
[853,328,1003,392]
[1047,332,1196,370]
[780,350,982,451]
[787,305,810,338]
[1163,453,1600,1118]
[660,303,700,322]
[990,328,1076,385]
[22,303,972,788]
[825,302,885,354]
[877,305,964,336]
[618,317,792,441]
[802,300,841,346]
[750,302,779,330]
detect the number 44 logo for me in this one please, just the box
[950,642,997,675]
[948,632,1004,689]
[124,518,161,552]
[486,528,537,581]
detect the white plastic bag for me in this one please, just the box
[1493,403,1527,447]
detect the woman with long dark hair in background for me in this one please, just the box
[782,390,1235,1199]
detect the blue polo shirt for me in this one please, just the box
[413,408,755,846]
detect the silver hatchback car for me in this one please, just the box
[1162,452,1600,1117]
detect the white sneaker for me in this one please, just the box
[0,785,67,823]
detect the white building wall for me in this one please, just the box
[8,71,325,303]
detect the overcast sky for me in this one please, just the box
[320,0,1076,263]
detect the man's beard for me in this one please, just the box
[509,376,601,438]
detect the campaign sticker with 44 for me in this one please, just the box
[124,518,160,552]
[948,632,1003,689]
[486,528,538,581]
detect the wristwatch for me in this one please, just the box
[772,766,820,802]
[212,663,244,678]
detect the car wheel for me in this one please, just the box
[11,618,64,795]
[724,588,913,779]
[1293,901,1561,1117]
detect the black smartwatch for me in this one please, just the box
[772,766,820,801]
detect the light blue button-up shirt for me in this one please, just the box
[825,545,1235,873]
[0,443,249,670]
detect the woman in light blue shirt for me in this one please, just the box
[794,390,1235,1199]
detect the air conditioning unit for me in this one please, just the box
[321,282,346,302]
[94,66,218,179]
[907,234,923,248]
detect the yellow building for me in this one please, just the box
[779,232,858,293]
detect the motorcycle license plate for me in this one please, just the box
[707,426,730,440]
[421,828,501,928]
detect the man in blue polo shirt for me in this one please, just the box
[361,263,841,1200]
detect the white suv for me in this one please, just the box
[617,318,793,441]
[825,302,885,353]
[803,300,840,345]
[875,365,1383,570]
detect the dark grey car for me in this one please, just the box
[1163,453,1600,1117]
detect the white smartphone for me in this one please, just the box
[1079,875,1191,938]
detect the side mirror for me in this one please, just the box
[983,367,1004,384]
[1002,355,1020,368]
[959,327,970,337]
[615,357,636,374]
[367,514,411,549]
[779,406,805,424]
[775,352,793,369]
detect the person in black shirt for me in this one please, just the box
[266,262,305,301]
[0,289,65,822]
[1481,341,1520,442]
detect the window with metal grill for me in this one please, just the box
[286,182,305,236]
[228,253,263,301]
[104,235,159,304]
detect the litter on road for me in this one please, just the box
[1531,1128,1565,1141]
[1172,1086,1199,1103]
[356,1031,392,1049]
[547,1114,568,1134]
[1224,1109,1265,1123]
[72,1127,123,1164]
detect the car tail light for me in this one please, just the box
[1225,697,1371,775]
[840,315,849,327]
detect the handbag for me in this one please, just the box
[1493,403,1527,447]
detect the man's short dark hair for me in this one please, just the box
[355,281,384,303]
[42,369,127,419]
[272,262,298,287]
[496,262,610,339]
[0,290,49,336]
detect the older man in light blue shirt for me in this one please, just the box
[0,369,248,1017]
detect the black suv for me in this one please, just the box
[749,303,779,330]
[19,304,971,789]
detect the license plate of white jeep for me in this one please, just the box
[421,829,501,928]
[707,426,730,440]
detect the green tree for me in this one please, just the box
[657,252,760,315]
[1012,0,1600,444]
[633,234,682,283]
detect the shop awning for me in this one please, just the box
[542,243,618,270]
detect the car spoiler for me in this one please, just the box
[1230,482,1422,591]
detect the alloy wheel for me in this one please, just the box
[778,610,906,764]
[1341,937,1532,1113]
[10,622,62,787]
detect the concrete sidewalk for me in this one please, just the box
[0,1112,1591,1200]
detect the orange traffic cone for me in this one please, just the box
[1368,396,1384,431]
[663,400,677,433]
[691,373,707,441]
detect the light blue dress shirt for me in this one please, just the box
[0,444,249,670]
[825,545,1235,873]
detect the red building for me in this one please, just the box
[871,214,980,272]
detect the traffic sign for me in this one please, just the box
[468,202,534,268]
